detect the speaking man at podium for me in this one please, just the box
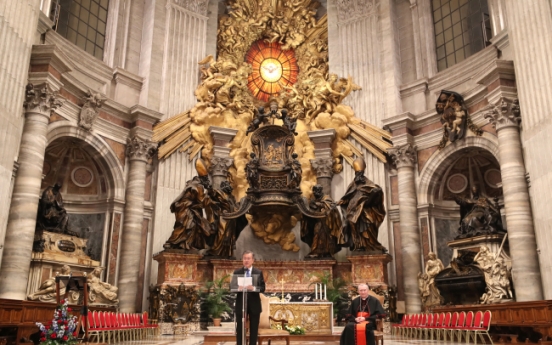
[234,250,266,345]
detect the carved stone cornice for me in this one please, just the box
[336,0,376,24]
[310,158,334,178]
[388,143,417,169]
[79,89,106,131]
[210,157,233,178]
[170,0,209,16]
[23,83,64,116]
[484,98,521,131]
[126,135,157,162]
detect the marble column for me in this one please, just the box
[118,134,156,312]
[307,129,335,196]
[388,143,422,313]
[209,126,237,189]
[0,84,64,300]
[504,0,552,299]
[485,98,543,301]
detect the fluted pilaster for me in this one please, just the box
[118,135,156,312]
[0,84,64,300]
[388,143,421,313]
[152,0,211,275]
[485,98,543,301]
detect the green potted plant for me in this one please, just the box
[309,272,349,322]
[202,274,232,326]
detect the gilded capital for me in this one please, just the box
[389,143,417,169]
[211,157,233,177]
[23,83,64,116]
[484,98,521,131]
[310,158,334,178]
[126,135,157,162]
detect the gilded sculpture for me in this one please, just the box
[153,0,393,200]
[454,186,505,239]
[338,157,386,252]
[300,185,344,258]
[417,252,444,308]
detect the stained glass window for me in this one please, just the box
[245,40,299,102]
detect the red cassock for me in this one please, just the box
[354,312,371,345]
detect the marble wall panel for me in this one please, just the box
[67,213,106,262]
[434,218,458,265]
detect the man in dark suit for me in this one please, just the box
[235,250,266,345]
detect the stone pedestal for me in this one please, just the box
[153,252,204,285]
[347,254,392,288]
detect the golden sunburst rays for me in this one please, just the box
[246,40,299,102]
[346,120,393,163]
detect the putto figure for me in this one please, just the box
[338,157,386,252]
[164,159,215,252]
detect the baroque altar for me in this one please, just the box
[269,301,333,334]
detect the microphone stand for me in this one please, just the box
[241,270,248,345]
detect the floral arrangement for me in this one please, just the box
[36,299,79,345]
[271,323,306,335]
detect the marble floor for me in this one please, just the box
[104,334,477,345]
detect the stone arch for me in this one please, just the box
[417,134,499,206]
[46,122,126,201]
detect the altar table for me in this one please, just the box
[269,302,333,334]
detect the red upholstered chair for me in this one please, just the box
[392,314,407,336]
[467,310,493,345]
[429,313,444,340]
[445,312,459,341]
[422,314,436,339]
[453,311,466,342]
[436,312,451,340]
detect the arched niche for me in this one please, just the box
[417,135,503,264]
[42,125,125,265]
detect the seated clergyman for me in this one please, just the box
[340,284,385,345]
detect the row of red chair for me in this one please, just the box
[86,310,157,343]
[392,310,493,344]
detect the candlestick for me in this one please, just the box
[315,284,317,299]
